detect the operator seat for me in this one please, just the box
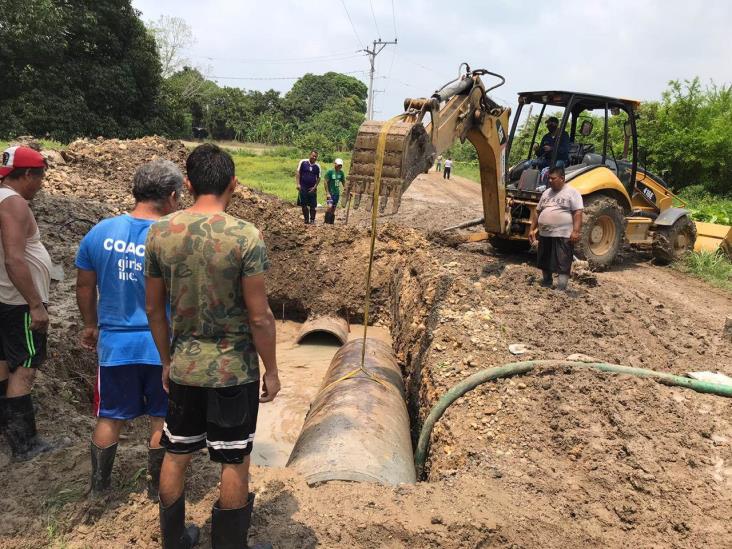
[583,153,617,172]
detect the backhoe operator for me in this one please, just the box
[535,116,570,169]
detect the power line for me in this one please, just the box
[340,0,364,49]
[369,0,381,38]
[391,0,398,39]
[192,52,364,65]
[211,70,367,81]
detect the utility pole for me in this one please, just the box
[362,38,397,120]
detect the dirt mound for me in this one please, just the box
[40,136,188,213]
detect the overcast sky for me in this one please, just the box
[132,0,732,117]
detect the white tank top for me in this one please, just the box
[0,187,52,305]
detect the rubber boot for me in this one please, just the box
[540,270,553,288]
[147,446,165,499]
[211,493,273,549]
[5,394,53,461]
[160,493,200,549]
[90,442,118,495]
[557,274,569,291]
[0,378,7,434]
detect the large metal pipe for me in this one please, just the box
[287,338,416,485]
[296,315,349,345]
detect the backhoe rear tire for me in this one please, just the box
[652,215,697,265]
[575,195,626,269]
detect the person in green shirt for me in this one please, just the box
[323,158,346,224]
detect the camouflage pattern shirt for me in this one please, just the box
[144,211,270,388]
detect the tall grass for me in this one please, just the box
[675,250,732,291]
[678,185,732,225]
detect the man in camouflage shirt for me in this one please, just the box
[145,144,279,549]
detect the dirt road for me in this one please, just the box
[1,138,730,549]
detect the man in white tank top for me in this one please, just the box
[0,146,55,460]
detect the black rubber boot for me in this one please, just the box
[160,494,200,549]
[0,378,8,434]
[5,394,53,461]
[147,446,166,499]
[211,493,273,549]
[90,442,118,495]
[540,270,553,288]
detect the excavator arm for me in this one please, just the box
[345,65,512,235]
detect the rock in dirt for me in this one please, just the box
[509,343,531,355]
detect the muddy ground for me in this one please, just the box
[1,139,731,548]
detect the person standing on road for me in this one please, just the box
[0,146,55,461]
[323,158,346,225]
[146,144,280,549]
[296,150,320,224]
[529,166,583,290]
[443,157,453,180]
[436,154,443,172]
[75,160,183,498]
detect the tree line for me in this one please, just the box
[0,0,367,157]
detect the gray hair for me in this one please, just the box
[131,159,184,204]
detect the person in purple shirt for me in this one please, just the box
[295,150,320,224]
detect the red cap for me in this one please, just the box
[0,146,47,179]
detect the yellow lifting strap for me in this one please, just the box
[323,115,406,393]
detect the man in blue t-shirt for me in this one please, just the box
[295,150,320,224]
[75,159,182,498]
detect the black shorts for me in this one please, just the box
[0,303,48,371]
[537,236,574,275]
[161,379,260,464]
[299,189,317,209]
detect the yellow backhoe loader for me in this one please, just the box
[345,65,731,267]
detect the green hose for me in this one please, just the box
[414,360,732,478]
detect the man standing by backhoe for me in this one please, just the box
[0,146,55,461]
[529,166,583,291]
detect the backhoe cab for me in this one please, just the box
[499,91,698,267]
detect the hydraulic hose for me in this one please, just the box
[414,360,732,478]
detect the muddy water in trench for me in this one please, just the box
[251,320,391,468]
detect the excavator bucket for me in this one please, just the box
[694,222,732,257]
[345,120,435,215]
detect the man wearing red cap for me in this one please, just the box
[0,146,55,460]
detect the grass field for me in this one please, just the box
[231,150,352,204]
[0,139,65,151]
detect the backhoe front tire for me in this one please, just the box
[575,195,626,269]
[652,215,697,265]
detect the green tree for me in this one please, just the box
[300,97,365,149]
[0,0,164,141]
[283,72,367,121]
[638,78,732,194]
